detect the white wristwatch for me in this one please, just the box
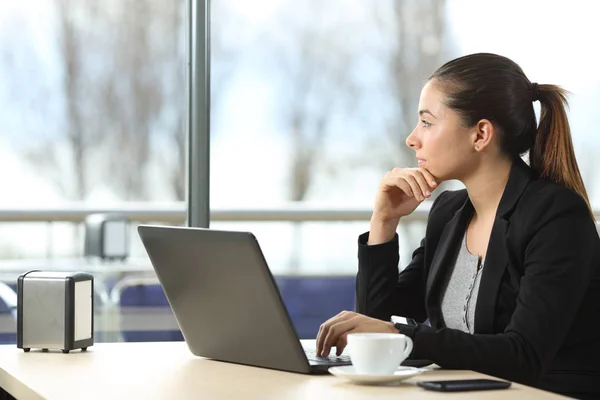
[391,315,417,326]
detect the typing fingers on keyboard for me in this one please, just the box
[316,311,356,356]
[321,313,400,356]
[322,318,357,357]
[335,332,351,356]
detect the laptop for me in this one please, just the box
[137,225,430,374]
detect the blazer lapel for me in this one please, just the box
[426,200,473,328]
[474,217,509,334]
[474,158,534,333]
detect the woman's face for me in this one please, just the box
[405,81,476,182]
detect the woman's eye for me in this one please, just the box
[421,120,431,128]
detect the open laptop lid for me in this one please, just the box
[137,225,313,373]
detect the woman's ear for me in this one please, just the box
[472,119,494,151]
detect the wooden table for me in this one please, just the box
[0,341,568,399]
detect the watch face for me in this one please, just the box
[391,316,409,325]
[391,316,417,326]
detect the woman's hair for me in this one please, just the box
[430,53,592,216]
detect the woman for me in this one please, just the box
[315,53,600,399]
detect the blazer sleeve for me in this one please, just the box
[355,191,449,323]
[395,188,599,386]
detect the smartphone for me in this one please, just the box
[417,379,511,392]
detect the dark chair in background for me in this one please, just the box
[112,277,183,342]
[0,281,17,344]
[274,276,356,339]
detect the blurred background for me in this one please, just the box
[1,0,599,342]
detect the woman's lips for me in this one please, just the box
[417,158,426,166]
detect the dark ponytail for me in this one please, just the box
[430,53,593,218]
[530,85,592,216]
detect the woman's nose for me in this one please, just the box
[406,129,419,149]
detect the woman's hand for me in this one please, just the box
[373,167,438,222]
[368,168,438,244]
[315,311,398,357]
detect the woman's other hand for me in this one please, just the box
[315,311,398,357]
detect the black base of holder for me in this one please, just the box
[21,346,89,353]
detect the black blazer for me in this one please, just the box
[356,159,600,399]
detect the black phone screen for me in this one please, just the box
[417,378,511,392]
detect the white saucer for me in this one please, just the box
[328,365,423,385]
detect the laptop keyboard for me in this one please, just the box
[304,349,351,365]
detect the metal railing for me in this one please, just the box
[0,203,433,223]
[1,202,598,225]
[0,203,434,262]
[1,203,598,264]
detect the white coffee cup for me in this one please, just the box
[347,333,413,375]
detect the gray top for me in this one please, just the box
[440,233,484,334]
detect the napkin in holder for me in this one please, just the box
[17,271,94,353]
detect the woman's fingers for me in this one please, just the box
[411,170,433,199]
[383,168,438,201]
[321,317,357,357]
[316,311,354,356]
[403,174,425,201]
[418,168,438,189]
[335,331,352,356]
[392,177,415,197]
